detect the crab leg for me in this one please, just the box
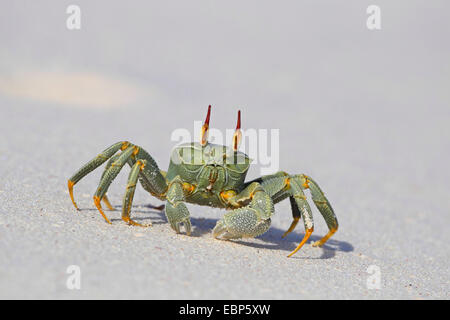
[68,141,129,209]
[124,157,167,210]
[165,176,192,235]
[284,176,314,257]
[94,149,167,212]
[92,145,167,223]
[102,194,115,211]
[302,175,339,247]
[98,153,121,210]
[245,171,307,238]
[283,197,302,238]
[247,172,338,256]
[121,159,151,227]
[69,140,168,224]
[244,171,290,203]
[256,173,314,257]
[128,148,168,199]
[92,146,138,223]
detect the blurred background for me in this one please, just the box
[0,1,448,299]
[1,1,448,175]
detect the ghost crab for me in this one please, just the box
[68,106,338,257]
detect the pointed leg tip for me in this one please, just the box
[123,216,151,227]
[286,228,313,258]
[67,180,79,210]
[136,224,150,228]
[94,196,111,224]
[311,241,322,247]
[69,200,80,210]
[102,195,115,211]
[71,202,80,211]
[287,250,298,258]
[282,218,300,239]
[102,214,112,225]
[287,248,299,258]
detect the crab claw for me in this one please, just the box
[212,219,238,240]
[169,217,192,236]
[213,207,271,240]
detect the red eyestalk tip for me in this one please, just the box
[205,105,211,127]
[232,110,242,151]
[236,110,241,130]
[201,105,212,146]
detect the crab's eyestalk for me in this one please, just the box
[232,110,242,152]
[201,105,211,146]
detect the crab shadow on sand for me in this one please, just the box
[85,203,354,260]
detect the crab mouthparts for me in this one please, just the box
[206,170,218,191]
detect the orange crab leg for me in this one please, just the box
[93,196,112,224]
[68,180,79,210]
[282,216,300,238]
[102,194,115,211]
[312,227,338,247]
[67,141,128,210]
[287,228,314,257]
